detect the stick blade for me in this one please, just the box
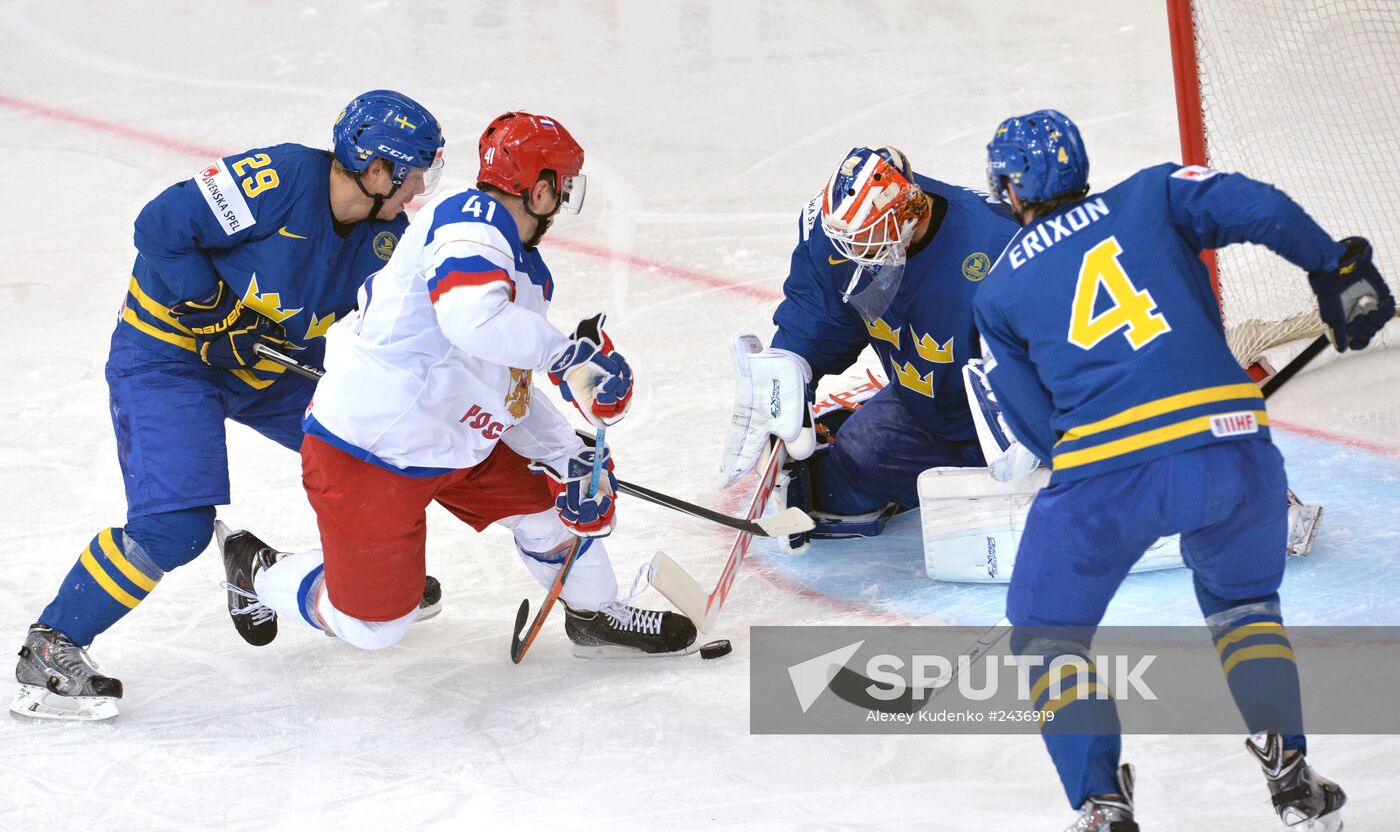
[648,551,713,633]
[754,507,814,536]
[509,599,530,664]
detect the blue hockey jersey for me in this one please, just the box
[974,163,1346,484]
[772,174,1018,442]
[116,143,408,392]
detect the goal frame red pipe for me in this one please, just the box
[1166,0,1221,304]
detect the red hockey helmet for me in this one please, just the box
[478,112,586,213]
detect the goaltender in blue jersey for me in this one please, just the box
[973,109,1392,832]
[12,91,446,723]
[720,145,1017,550]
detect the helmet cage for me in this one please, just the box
[821,149,922,268]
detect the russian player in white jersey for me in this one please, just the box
[217,112,697,658]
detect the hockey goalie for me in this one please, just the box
[721,340,1324,583]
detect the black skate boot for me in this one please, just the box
[1246,731,1346,831]
[564,601,697,658]
[1063,764,1138,832]
[217,521,281,647]
[417,575,443,621]
[10,624,123,721]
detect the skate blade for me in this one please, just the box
[1284,811,1343,832]
[9,684,119,721]
[570,642,700,660]
[416,600,443,622]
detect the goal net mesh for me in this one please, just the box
[1187,0,1400,363]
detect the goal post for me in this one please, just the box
[1166,0,1400,366]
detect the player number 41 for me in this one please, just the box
[1067,236,1171,350]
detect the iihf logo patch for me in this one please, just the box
[1209,412,1259,437]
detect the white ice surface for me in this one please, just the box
[2,2,1398,830]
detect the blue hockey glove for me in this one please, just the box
[547,313,634,428]
[529,446,619,537]
[1308,236,1394,352]
[170,283,293,368]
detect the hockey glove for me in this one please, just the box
[547,313,634,428]
[170,283,293,369]
[529,446,618,537]
[1308,236,1394,352]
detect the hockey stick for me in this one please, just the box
[251,345,814,539]
[509,427,608,664]
[648,439,786,633]
[571,429,811,538]
[1260,295,1379,398]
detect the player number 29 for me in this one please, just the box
[1067,236,1170,351]
[232,153,280,199]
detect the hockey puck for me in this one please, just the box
[698,639,733,660]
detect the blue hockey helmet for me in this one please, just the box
[985,109,1089,205]
[333,90,445,189]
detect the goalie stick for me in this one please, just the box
[648,438,786,633]
[252,344,814,539]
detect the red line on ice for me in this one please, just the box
[0,93,225,159]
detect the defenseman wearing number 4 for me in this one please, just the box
[216,112,697,659]
[720,145,1018,550]
[975,110,1393,831]
[11,91,446,721]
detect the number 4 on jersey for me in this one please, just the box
[1067,236,1171,350]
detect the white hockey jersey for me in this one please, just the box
[305,187,582,474]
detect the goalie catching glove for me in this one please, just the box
[1309,236,1394,352]
[717,334,817,485]
[170,282,293,369]
[548,313,634,428]
[529,446,618,537]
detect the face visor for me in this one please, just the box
[419,148,446,197]
[558,172,586,214]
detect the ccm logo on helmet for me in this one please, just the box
[378,144,416,162]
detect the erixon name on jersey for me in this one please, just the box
[1005,197,1111,269]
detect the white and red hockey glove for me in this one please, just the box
[548,313,634,428]
[529,446,618,537]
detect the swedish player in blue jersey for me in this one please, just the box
[975,110,1392,831]
[721,145,1017,549]
[11,91,446,721]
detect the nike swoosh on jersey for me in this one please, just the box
[278,227,308,239]
[828,255,850,265]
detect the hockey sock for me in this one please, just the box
[1014,629,1123,809]
[254,550,328,632]
[38,527,164,646]
[1196,579,1306,752]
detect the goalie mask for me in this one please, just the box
[821,146,926,319]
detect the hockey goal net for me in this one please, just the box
[1168,0,1400,366]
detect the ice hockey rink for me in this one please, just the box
[2,1,1398,829]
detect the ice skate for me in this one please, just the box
[1063,764,1138,832]
[10,624,122,721]
[1246,731,1346,831]
[564,601,697,658]
[217,521,282,647]
[218,521,444,644]
[1285,490,1323,558]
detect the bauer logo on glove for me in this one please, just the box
[528,446,619,537]
[170,283,294,369]
[548,313,635,428]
